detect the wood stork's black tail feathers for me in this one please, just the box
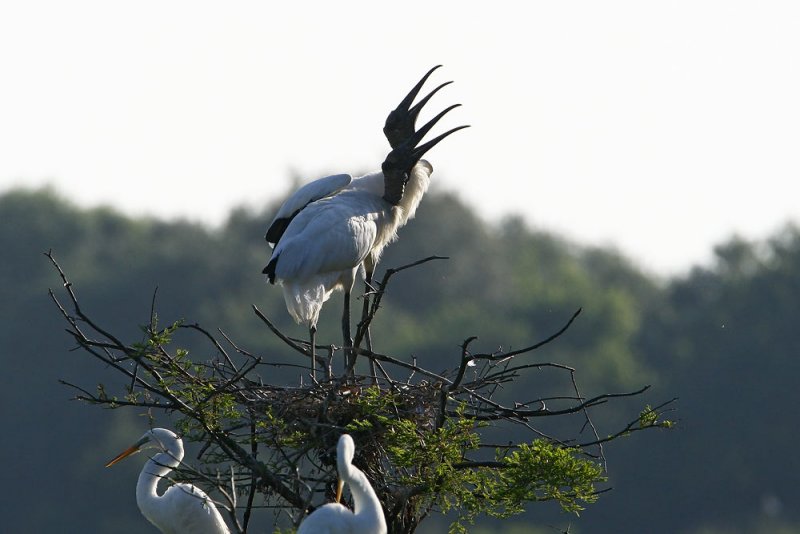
[266,218,291,246]
[263,256,279,284]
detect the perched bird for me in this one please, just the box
[105,428,230,534]
[297,434,387,534]
[264,66,468,377]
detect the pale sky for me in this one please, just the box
[1,1,798,275]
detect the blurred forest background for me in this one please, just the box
[1,185,798,533]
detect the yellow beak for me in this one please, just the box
[105,444,141,467]
[335,478,344,503]
[105,435,150,468]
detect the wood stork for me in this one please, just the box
[105,428,230,534]
[296,434,387,534]
[263,66,468,378]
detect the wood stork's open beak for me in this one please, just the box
[382,107,470,178]
[382,66,469,205]
[335,478,344,503]
[381,115,469,205]
[384,65,454,149]
[105,436,150,467]
[407,106,470,163]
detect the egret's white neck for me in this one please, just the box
[136,446,183,525]
[341,460,387,532]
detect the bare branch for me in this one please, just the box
[472,308,583,361]
[48,253,673,533]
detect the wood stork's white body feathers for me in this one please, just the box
[296,434,387,534]
[263,66,468,376]
[105,428,230,534]
[266,173,353,246]
[266,162,431,329]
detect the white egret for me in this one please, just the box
[297,434,387,534]
[105,428,231,534]
[264,66,468,377]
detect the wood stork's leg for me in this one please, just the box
[362,283,374,352]
[360,268,377,383]
[309,325,317,381]
[342,289,354,375]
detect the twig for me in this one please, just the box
[471,308,583,361]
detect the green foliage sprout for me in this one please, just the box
[639,404,674,429]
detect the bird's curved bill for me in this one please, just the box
[105,436,150,467]
[335,478,344,503]
[396,65,442,114]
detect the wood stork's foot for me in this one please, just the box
[384,65,454,148]
[342,290,356,377]
[369,359,378,387]
[325,349,334,380]
[343,342,356,379]
[364,325,373,351]
[361,279,380,295]
[309,326,317,382]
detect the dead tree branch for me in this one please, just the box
[48,252,674,533]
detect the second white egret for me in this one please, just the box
[297,434,387,534]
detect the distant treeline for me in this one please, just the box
[1,187,797,533]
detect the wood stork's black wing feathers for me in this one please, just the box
[265,173,353,246]
[265,219,291,246]
[262,255,278,284]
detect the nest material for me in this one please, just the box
[237,378,445,440]
[231,377,449,519]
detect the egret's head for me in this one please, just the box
[335,434,356,502]
[104,428,180,467]
[337,434,356,466]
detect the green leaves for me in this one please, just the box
[443,441,605,532]
[496,442,605,514]
[344,392,606,531]
[638,404,673,429]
